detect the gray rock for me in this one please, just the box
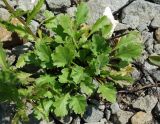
[144,33,154,54]
[152,70,160,81]
[71,117,81,124]
[136,50,148,64]
[46,0,71,9]
[144,61,158,72]
[131,111,153,124]
[17,0,38,11]
[112,110,134,124]
[12,42,33,56]
[154,44,160,54]
[30,20,39,34]
[67,7,77,17]
[122,0,160,29]
[110,103,120,114]
[105,109,111,120]
[83,106,104,123]
[153,102,160,120]
[131,68,141,81]
[132,95,158,112]
[115,23,129,31]
[151,16,160,28]
[87,0,128,24]
[0,8,10,21]
[85,118,113,124]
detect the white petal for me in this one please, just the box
[103,7,119,37]
[31,0,36,3]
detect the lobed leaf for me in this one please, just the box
[53,94,70,117]
[98,84,117,103]
[52,45,75,67]
[76,2,89,26]
[69,95,87,115]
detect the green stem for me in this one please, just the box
[2,0,37,41]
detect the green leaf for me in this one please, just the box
[149,55,160,67]
[36,75,56,86]
[71,65,84,84]
[53,94,70,117]
[98,84,117,103]
[80,75,95,95]
[27,0,45,24]
[89,53,109,75]
[69,95,87,115]
[116,42,142,62]
[16,52,39,68]
[52,45,75,67]
[115,31,141,50]
[16,54,27,68]
[0,44,9,70]
[58,14,74,38]
[0,71,20,102]
[35,39,53,68]
[44,10,57,29]
[16,72,31,85]
[102,24,113,38]
[76,2,89,26]
[59,68,70,83]
[114,31,143,62]
[90,16,110,34]
[91,34,110,55]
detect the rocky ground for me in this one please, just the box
[0,0,160,124]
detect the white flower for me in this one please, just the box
[31,0,36,3]
[103,7,119,37]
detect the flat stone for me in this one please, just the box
[131,111,153,124]
[152,70,160,81]
[122,0,160,29]
[66,7,77,17]
[87,0,128,24]
[131,68,141,81]
[115,23,129,31]
[151,16,160,28]
[154,44,160,54]
[144,61,158,72]
[46,0,71,9]
[110,103,120,114]
[105,109,111,120]
[132,95,158,112]
[83,106,104,123]
[155,28,160,43]
[84,118,113,124]
[0,8,10,21]
[112,110,134,124]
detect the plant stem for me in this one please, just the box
[2,0,37,41]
